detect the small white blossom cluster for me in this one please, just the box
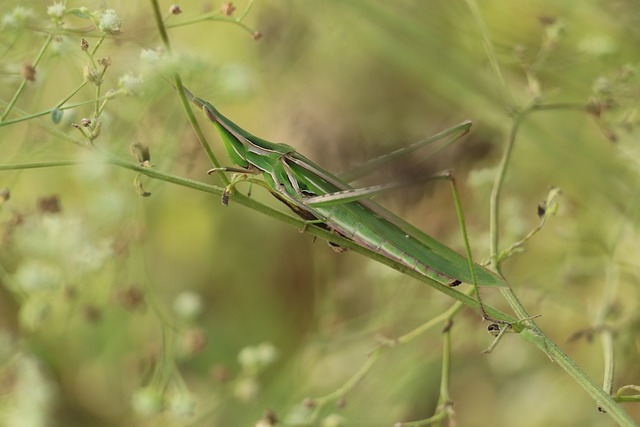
[131,387,164,417]
[47,2,66,20]
[140,48,164,63]
[173,291,204,320]
[232,342,280,402]
[96,9,122,34]
[2,355,55,427]
[131,386,196,419]
[12,214,113,331]
[167,393,196,419]
[579,35,616,57]
[1,6,34,30]
[238,342,279,374]
[118,72,144,96]
[14,216,113,285]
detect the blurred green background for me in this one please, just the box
[1,1,639,426]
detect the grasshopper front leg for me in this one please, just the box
[207,165,262,206]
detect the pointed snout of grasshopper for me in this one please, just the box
[202,104,219,123]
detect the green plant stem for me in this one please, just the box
[496,203,553,262]
[150,0,171,51]
[56,82,89,108]
[1,31,56,121]
[596,191,640,402]
[616,396,640,404]
[0,157,513,322]
[488,111,535,326]
[466,1,636,423]
[238,0,256,21]
[0,161,79,171]
[166,16,255,35]
[396,298,466,346]
[597,263,619,400]
[489,113,524,266]
[311,349,381,412]
[601,329,615,396]
[89,35,106,61]
[448,174,489,320]
[438,322,453,405]
[535,335,632,420]
[0,89,120,127]
[484,76,637,427]
[149,0,228,185]
[486,107,636,425]
[312,296,467,423]
[165,6,257,38]
[173,76,229,185]
[465,0,514,112]
[91,35,107,117]
[484,100,637,427]
[615,386,640,403]
[108,159,501,321]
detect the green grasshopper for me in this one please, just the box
[183,87,506,291]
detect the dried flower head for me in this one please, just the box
[22,64,36,82]
[84,66,102,85]
[37,195,61,213]
[98,57,112,68]
[113,285,146,311]
[0,188,10,203]
[221,2,236,16]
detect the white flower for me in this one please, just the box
[4,355,55,427]
[118,72,144,95]
[592,76,611,95]
[1,6,34,30]
[131,387,163,417]
[233,376,259,402]
[168,393,196,419]
[238,342,278,372]
[173,291,203,320]
[14,261,61,293]
[47,2,66,19]
[19,297,52,332]
[50,34,74,55]
[467,167,499,189]
[218,63,254,97]
[578,35,616,57]
[140,48,164,62]
[255,342,278,366]
[238,346,260,370]
[14,215,113,278]
[97,9,122,34]
[322,414,346,427]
